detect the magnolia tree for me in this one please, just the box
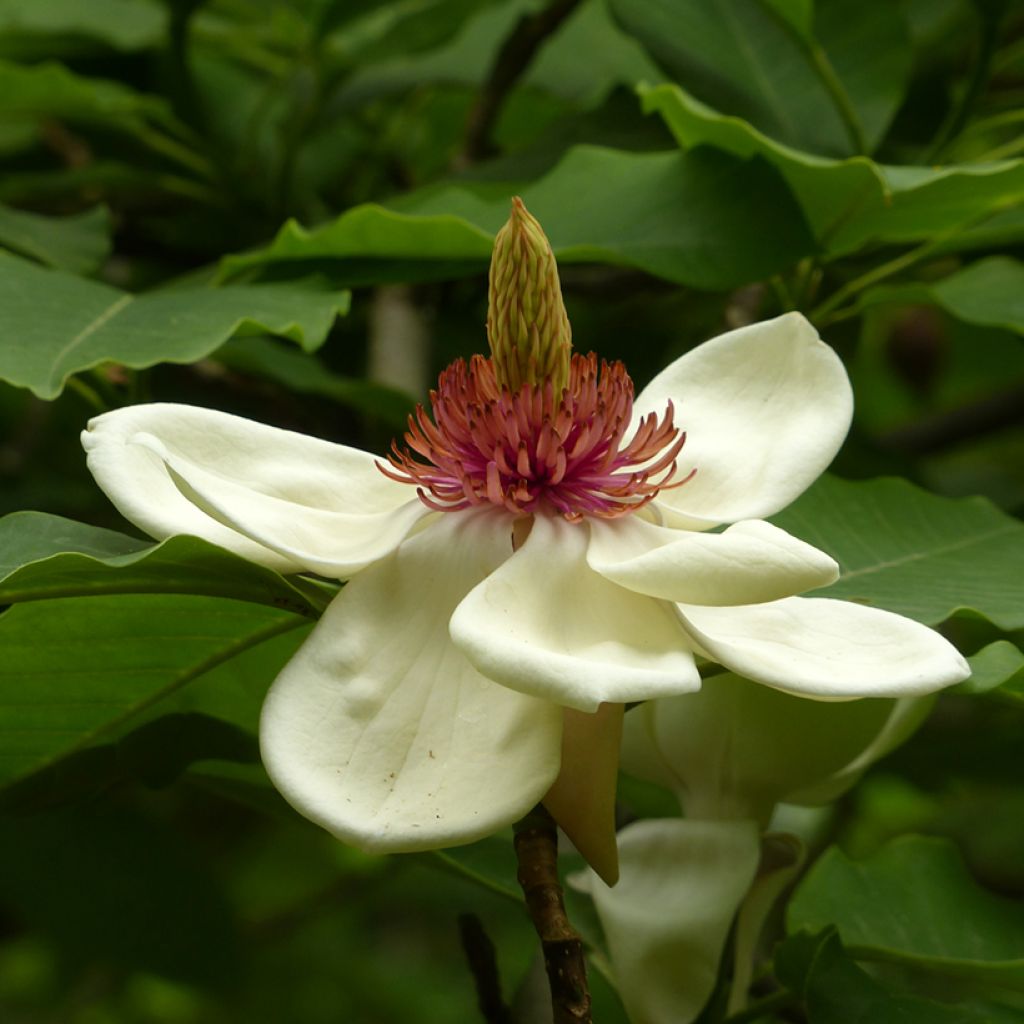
[0,3,1023,1024]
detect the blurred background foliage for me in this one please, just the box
[0,0,1023,1021]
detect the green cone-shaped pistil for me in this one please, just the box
[487,197,571,394]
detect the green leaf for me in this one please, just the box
[959,641,1024,699]
[0,0,167,51]
[771,475,1024,629]
[0,251,350,398]
[223,145,816,289]
[0,711,259,813]
[788,837,1024,992]
[864,258,1024,333]
[213,336,414,429]
[0,511,333,616]
[776,929,995,1023]
[641,83,1024,255]
[0,594,306,789]
[0,56,173,129]
[611,0,910,156]
[928,257,1024,333]
[0,202,111,274]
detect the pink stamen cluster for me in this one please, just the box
[381,353,692,520]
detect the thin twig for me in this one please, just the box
[459,0,583,165]
[514,806,592,1024]
[458,913,513,1024]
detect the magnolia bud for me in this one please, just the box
[487,197,571,394]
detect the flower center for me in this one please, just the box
[380,353,692,521]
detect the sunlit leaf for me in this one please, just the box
[222,145,816,288]
[642,82,1024,254]
[0,251,350,398]
[0,511,333,616]
[771,475,1024,628]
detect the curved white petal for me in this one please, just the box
[570,819,760,1024]
[619,701,680,798]
[449,516,700,713]
[83,403,427,577]
[634,313,853,527]
[260,509,563,853]
[588,517,838,605]
[787,695,932,806]
[644,672,899,821]
[677,597,970,699]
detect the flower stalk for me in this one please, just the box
[514,805,592,1024]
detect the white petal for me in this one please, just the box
[645,672,899,821]
[786,696,932,806]
[571,819,760,1024]
[634,313,853,527]
[259,509,563,853]
[588,516,838,605]
[677,597,971,698]
[449,516,700,713]
[83,403,427,577]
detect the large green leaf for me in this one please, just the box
[0,594,306,789]
[0,251,350,398]
[787,837,1024,991]
[610,0,910,156]
[642,83,1024,255]
[771,475,1024,629]
[222,145,816,288]
[0,202,111,274]
[0,511,332,616]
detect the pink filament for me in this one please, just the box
[380,353,693,520]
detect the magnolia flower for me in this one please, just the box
[81,201,967,883]
[574,678,935,1024]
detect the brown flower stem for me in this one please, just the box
[514,805,593,1023]
[458,913,513,1024]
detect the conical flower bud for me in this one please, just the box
[487,197,571,394]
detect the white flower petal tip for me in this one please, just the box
[570,819,761,1024]
[543,704,623,886]
[677,597,971,699]
[83,403,426,578]
[449,516,701,713]
[635,312,854,526]
[588,517,839,606]
[259,510,563,853]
